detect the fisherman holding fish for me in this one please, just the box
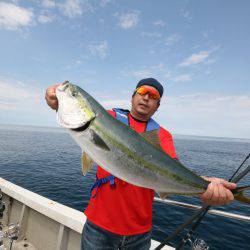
[45,78,237,250]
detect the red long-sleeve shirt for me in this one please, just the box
[84,111,178,235]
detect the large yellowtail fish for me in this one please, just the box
[55,81,249,203]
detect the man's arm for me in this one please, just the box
[45,84,61,110]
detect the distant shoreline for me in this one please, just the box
[1,123,250,143]
[0,123,65,133]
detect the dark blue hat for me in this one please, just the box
[136,78,164,97]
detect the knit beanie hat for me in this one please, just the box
[136,78,164,97]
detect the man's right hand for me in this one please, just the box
[45,84,61,110]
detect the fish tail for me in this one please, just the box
[233,185,250,204]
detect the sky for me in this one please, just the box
[0,0,249,139]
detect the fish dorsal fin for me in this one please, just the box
[157,191,170,200]
[140,130,162,150]
[81,151,94,176]
[91,130,110,151]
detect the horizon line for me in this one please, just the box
[0,123,249,141]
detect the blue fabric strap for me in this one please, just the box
[113,108,160,132]
[90,174,115,198]
[112,108,129,125]
[146,118,160,131]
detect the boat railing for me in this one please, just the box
[154,197,250,222]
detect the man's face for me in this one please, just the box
[131,85,160,119]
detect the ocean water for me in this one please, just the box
[0,125,249,250]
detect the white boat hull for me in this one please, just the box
[0,178,173,250]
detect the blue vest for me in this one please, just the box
[90,108,160,198]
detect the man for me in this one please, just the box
[45,78,236,250]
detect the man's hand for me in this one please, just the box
[200,177,236,206]
[45,84,61,110]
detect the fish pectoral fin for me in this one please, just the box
[157,191,170,200]
[140,130,162,150]
[234,185,250,204]
[81,151,94,176]
[91,130,110,151]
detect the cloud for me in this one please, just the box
[0,78,57,126]
[0,79,43,112]
[157,93,250,138]
[153,20,166,27]
[0,2,34,30]
[38,14,53,24]
[122,63,172,83]
[132,69,153,79]
[59,0,82,17]
[89,41,108,58]
[41,0,56,8]
[204,58,216,65]
[88,89,250,138]
[202,31,208,38]
[0,80,31,103]
[75,59,82,64]
[123,64,195,84]
[100,0,112,7]
[165,34,181,46]
[0,101,16,110]
[59,0,93,18]
[65,59,83,69]
[172,74,192,82]
[101,98,130,110]
[41,0,93,18]
[180,8,192,21]
[179,51,210,67]
[140,32,162,38]
[115,10,140,29]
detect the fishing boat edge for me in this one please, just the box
[0,177,174,250]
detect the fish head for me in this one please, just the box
[56,81,95,129]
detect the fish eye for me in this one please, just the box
[71,91,78,97]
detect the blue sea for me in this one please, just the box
[0,125,249,250]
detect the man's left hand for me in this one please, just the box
[200,177,236,206]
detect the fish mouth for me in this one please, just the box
[57,114,89,129]
[57,81,70,92]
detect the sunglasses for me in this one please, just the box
[135,86,161,100]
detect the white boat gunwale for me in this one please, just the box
[0,178,173,250]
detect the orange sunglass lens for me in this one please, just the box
[136,87,147,95]
[151,93,160,100]
[136,87,160,100]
